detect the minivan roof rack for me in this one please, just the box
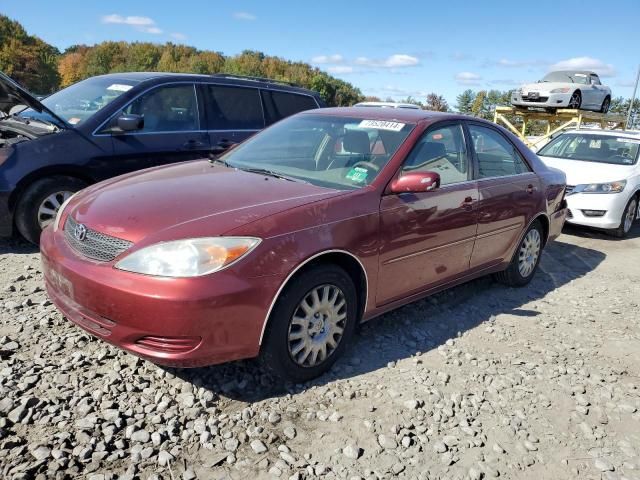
[210,73,297,87]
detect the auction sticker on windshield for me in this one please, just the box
[107,84,133,92]
[358,120,405,132]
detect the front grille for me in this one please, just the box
[522,96,549,103]
[64,216,133,262]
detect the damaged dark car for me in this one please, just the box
[0,71,324,244]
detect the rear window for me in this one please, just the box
[205,85,264,130]
[262,91,318,125]
[538,133,640,165]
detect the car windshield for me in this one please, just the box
[17,77,140,126]
[220,114,415,190]
[541,72,589,84]
[538,133,640,165]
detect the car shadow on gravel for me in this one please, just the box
[169,239,606,403]
[0,236,38,255]
[561,222,640,241]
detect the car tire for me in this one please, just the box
[495,220,544,287]
[568,91,582,110]
[610,196,638,238]
[15,176,87,245]
[600,96,611,114]
[260,264,358,383]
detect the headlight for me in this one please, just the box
[550,88,571,93]
[53,193,78,232]
[575,180,626,194]
[115,237,261,277]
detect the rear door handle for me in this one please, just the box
[182,139,207,150]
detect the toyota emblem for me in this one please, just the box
[74,223,87,242]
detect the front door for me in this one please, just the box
[107,83,210,175]
[377,122,478,305]
[466,122,542,269]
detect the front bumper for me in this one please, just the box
[511,92,571,109]
[564,191,629,230]
[40,226,281,367]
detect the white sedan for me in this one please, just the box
[511,71,612,113]
[537,129,640,237]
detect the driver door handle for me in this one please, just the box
[526,184,537,194]
[182,139,207,150]
[462,196,476,211]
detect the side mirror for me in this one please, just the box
[390,171,441,194]
[115,114,143,133]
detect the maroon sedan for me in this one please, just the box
[40,108,566,382]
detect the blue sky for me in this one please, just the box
[3,0,639,105]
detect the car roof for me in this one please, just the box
[302,106,469,123]
[354,101,421,109]
[547,70,598,76]
[90,72,321,96]
[560,128,640,138]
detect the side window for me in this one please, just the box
[400,123,469,185]
[590,74,601,85]
[468,124,531,178]
[262,91,318,125]
[206,85,264,130]
[123,85,198,132]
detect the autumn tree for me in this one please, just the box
[424,93,449,112]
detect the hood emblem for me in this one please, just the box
[74,223,87,242]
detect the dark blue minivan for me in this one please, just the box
[0,72,324,243]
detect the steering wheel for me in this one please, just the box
[351,161,380,172]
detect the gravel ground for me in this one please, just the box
[1,224,639,480]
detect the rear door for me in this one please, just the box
[201,84,265,155]
[466,122,541,270]
[105,83,210,173]
[261,90,319,126]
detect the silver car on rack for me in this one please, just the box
[511,71,612,113]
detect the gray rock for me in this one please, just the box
[378,434,397,450]
[251,439,268,454]
[343,444,362,459]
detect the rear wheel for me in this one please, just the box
[610,196,638,238]
[15,176,87,245]
[495,220,543,287]
[260,264,358,383]
[600,96,611,113]
[568,91,582,109]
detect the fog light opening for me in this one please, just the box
[135,335,202,353]
[581,210,606,217]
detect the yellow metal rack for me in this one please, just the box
[493,106,628,149]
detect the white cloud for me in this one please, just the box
[170,32,187,41]
[312,54,344,64]
[326,66,354,74]
[455,71,482,85]
[233,12,257,21]
[101,14,163,34]
[355,54,419,68]
[549,56,616,77]
[451,52,474,62]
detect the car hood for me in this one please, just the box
[520,82,574,93]
[0,71,67,128]
[69,160,344,245]
[538,155,635,185]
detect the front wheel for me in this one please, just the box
[568,91,582,109]
[495,220,543,287]
[15,176,87,245]
[260,264,358,383]
[610,196,637,238]
[600,96,611,114]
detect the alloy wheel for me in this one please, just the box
[518,229,541,278]
[37,191,73,229]
[624,198,637,233]
[287,284,347,368]
[568,92,581,109]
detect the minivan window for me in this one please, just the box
[469,124,531,178]
[262,91,318,125]
[123,84,198,132]
[206,85,264,130]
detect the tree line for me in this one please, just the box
[0,14,363,107]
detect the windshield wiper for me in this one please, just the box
[237,166,308,183]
